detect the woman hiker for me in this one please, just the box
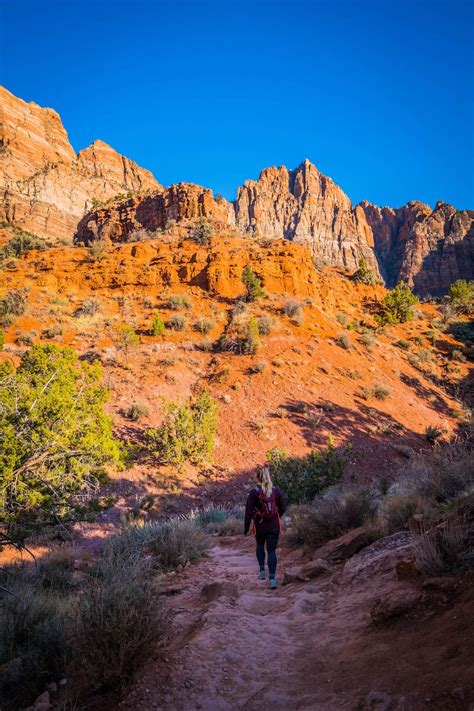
[244,467,287,589]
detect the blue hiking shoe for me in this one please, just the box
[258,570,266,580]
[269,578,277,590]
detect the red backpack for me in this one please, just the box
[255,486,278,520]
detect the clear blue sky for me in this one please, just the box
[1,0,473,208]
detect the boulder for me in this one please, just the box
[200,581,238,603]
[313,527,369,564]
[282,558,332,586]
[370,589,422,626]
[342,532,416,583]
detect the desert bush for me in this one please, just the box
[126,403,149,421]
[0,329,4,350]
[267,438,349,504]
[190,217,213,245]
[151,314,165,336]
[74,298,100,318]
[16,332,35,347]
[0,230,45,259]
[353,256,376,285]
[336,312,350,327]
[166,294,192,311]
[112,324,139,361]
[377,492,435,535]
[256,314,274,335]
[41,325,63,339]
[413,522,473,576]
[394,339,411,350]
[447,279,473,314]
[0,567,69,709]
[451,348,466,363]
[249,360,267,373]
[335,333,351,350]
[241,266,264,302]
[242,318,260,354]
[358,331,376,350]
[372,382,391,400]
[288,486,377,547]
[166,314,187,331]
[145,390,218,468]
[196,337,214,352]
[143,296,154,309]
[127,228,150,242]
[185,504,243,536]
[0,289,28,326]
[88,238,109,262]
[425,425,443,443]
[0,345,120,536]
[418,348,432,362]
[375,282,418,326]
[193,317,216,334]
[283,299,302,318]
[76,547,163,691]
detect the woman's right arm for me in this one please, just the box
[244,490,256,535]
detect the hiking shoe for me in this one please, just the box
[269,578,277,590]
[258,570,266,580]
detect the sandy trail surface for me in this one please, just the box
[118,537,473,711]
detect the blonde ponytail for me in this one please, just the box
[257,466,273,496]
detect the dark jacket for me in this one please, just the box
[244,486,287,535]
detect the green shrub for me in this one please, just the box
[0,289,28,327]
[353,257,376,285]
[88,238,109,262]
[0,329,4,350]
[112,324,139,361]
[193,317,216,334]
[395,339,411,350]
[242,318,260,354]
[166,314,187,331]
[447,279,473,314]
[126,403,149,421]
[41,325,63,340]
[16,333,35,347]
[166,294,192,311]
[190,217,213,245]
[145,390,218,468]
[375,282,418,326]
[267,438,349,504]
[241,266,264,302]
[0,345,120,536]
[0,230,45,259]
[151,314,165,336]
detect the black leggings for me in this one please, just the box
[255,530,279,578]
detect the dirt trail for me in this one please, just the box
[119,537,473,711]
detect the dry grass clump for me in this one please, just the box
[287,486,377,547]
[193,317,216,334]
[413,522,473,576]
[165,294,192,311]
[166,314,187,331]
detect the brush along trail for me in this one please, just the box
[117,535,473,711]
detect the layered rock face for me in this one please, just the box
[75,183,235,245]
[361,200,474,293]
[0,86,160,241]
[235,160,379,274]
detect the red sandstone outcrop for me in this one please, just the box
[361,200,474,293]
[234,159,379,274]
[0,86,160,241]
[74,183,235,245]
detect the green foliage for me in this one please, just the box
[0,229,45,260]
[241,266,264,302]
[112,324,139,361]
[190,217,213,245]
[353,256,376,285]
[267,438,349,503]
[242,318,260,354]
[447,279,473,314]
[151,313,165,336]
[0,345,120,535]
[425,424,443,443]
[125,403,149,421]
[88,238,109,262]
[0,289,28,327]
[145,390,218,469]
[375,282,418,326]
[41,325,63,340]
[0,329,5,351]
